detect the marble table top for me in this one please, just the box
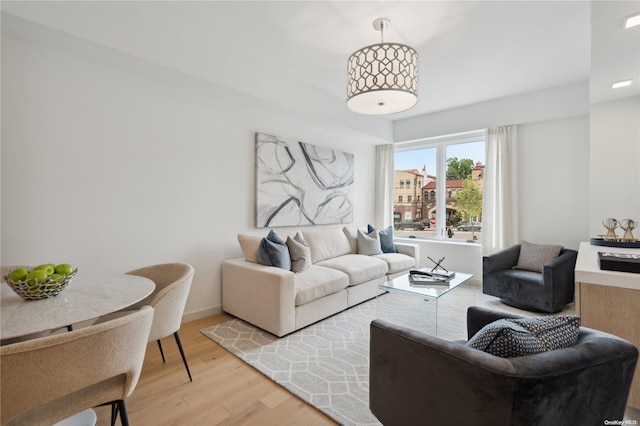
[1,271,155,341]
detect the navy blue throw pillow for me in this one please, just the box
[257,230,291,270]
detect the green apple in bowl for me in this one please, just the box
[7,268,28,282]
[26,269,48,285]
[54,264,74,275]
[34,264,55,276]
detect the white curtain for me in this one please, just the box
[375,144,395,228]
[482,126,519,255]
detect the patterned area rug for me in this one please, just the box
[201,284,573,425]
[201,284,481,426]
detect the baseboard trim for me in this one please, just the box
[182,305,223,324]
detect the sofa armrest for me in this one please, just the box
[543,248,578,285]
[543,248,578,307]
[482,244,521,278]
[222,258,296,337]
[395,242,420,268]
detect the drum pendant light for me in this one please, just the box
[347,18,419,115]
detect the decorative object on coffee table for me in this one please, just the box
[620,218,637,241]
[602,217,619,240]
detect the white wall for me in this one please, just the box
[393,84,591,251]
[518,116,590,249]
[1,29,389,320]
[589,96,640,236]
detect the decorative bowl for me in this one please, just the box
[4,268,78,300]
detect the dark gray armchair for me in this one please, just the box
[482,244,578,313]
[369,306,638,426]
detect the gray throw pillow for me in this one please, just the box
[368,224,397,253]
[357,229,383,256]
[286,232,311,273]
[258,230,291,270]
[514,241,563,272]
[466,314,581,358]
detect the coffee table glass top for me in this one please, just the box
[379,272,474,299]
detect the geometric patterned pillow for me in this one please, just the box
[465,315,581,358]
[465,319,546,358]
[510,315,581,351]
[514,240,563,272]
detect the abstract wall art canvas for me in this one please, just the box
[256,132,354,227]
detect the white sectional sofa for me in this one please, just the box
[222,226,420,337]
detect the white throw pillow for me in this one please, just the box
[286,232,312,273]
[237,234,262,263]
[357,229,382,256]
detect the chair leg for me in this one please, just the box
[117,400,129,426]
[173,331,193,382]
[157,339,166,363]
[110,402,118,426]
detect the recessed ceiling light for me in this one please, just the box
[612,80,633,89]
[625,13,640,28]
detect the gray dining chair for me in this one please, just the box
[1,306,154,426]
[97,262,195,382]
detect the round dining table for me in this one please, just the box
[1,270,155,342]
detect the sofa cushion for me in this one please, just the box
[287,232,312,273]
[343,226,358,254]
[302,227,352,263]
[515,241,563,272]
[258,230,291,270]
[466,315,581,358]
[373,252,416,274]
[238,234,262,263]
[357,229,383,255]
[317,254,388,285]
[294,265,349,306]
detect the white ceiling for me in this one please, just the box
[1,1,638,121]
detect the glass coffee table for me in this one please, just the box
[377,272,474,338]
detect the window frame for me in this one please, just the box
[394,129,485,241]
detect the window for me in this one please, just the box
[393,130,485,242]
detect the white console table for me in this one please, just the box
[575,241,640,408]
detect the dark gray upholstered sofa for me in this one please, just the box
[482,244,578,313]
[369,306,638,426]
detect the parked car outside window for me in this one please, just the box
[457,221,482,231]
[394,221,425,231]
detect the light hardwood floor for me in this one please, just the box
[94,313,338,426]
